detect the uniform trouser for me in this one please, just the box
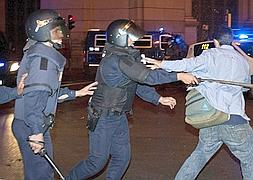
[66,112,131,180]
[175,120,253,180]
[12,118,54,180]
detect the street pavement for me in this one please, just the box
[0,82,253,180]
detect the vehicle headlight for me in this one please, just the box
[10,62,20,72]
[0,62,4,67]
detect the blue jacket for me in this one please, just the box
[91,44,178,112]
[14,42,67,134]
[0,86,75,105]
[0,86,19,104]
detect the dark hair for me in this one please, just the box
[212,26,233,45]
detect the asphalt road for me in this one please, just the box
[0,81,253,180]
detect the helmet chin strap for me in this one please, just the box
[49,40,62,49]
[53,42,62,49]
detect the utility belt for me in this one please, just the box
[86,104,126,132]
[90,103,126,116]
[97,108,124,116]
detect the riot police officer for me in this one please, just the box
[12,9,97,180]
[66,19,197,180]
[12,9,69,180]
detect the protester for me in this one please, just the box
[146,26,253,179]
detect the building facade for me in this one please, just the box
[1,0,253,69]
[40,0,198,68]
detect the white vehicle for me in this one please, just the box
[186,40,215,58]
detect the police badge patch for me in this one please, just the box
[40,57,48,70]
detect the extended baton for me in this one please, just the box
[40,115,65,180]
[27,117,65,180]
[40,71,65,179]
[198,78,253,88]
[40,149,65,180]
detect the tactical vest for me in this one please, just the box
[91,44,141,113]
[14,42,66,120]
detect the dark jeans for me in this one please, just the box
[12,118,54,180]
[66,112,131,180]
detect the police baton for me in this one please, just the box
[198,78,253,88]
[27,114,65,180]
[40,72,66,179]
[40,114,65,180]
[39,149,65,180]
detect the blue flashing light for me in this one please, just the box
[0,62,4,67]
[174,35,183,44]
[175,37,181,43]
[239,34,249,39]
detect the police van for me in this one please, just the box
[186,29,253,99]
[0,32,20,87]
[83,29,188,69]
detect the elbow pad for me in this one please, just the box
[119,58,151,83]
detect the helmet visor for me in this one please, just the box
[50,17,69,38]
[117,21,144,42]
[125,21,144,41]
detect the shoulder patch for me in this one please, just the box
[40,57,48,70]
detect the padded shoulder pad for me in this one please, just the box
[27,43,66,71]
[23,56,59,95]
[119,57,151,83]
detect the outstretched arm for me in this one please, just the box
[58,81,98,103]
[0,86,18,104]
[177,73,199,85]
[158,96,176,109]
[0,73,28,104]
[232,42,250,58]
[136,84,176,109]
[232,42,253,75]
[75,81,98,97]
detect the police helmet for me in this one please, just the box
[106,19,144,47]
[25,9,68,42]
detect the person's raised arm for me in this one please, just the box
[232,42,253,75]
